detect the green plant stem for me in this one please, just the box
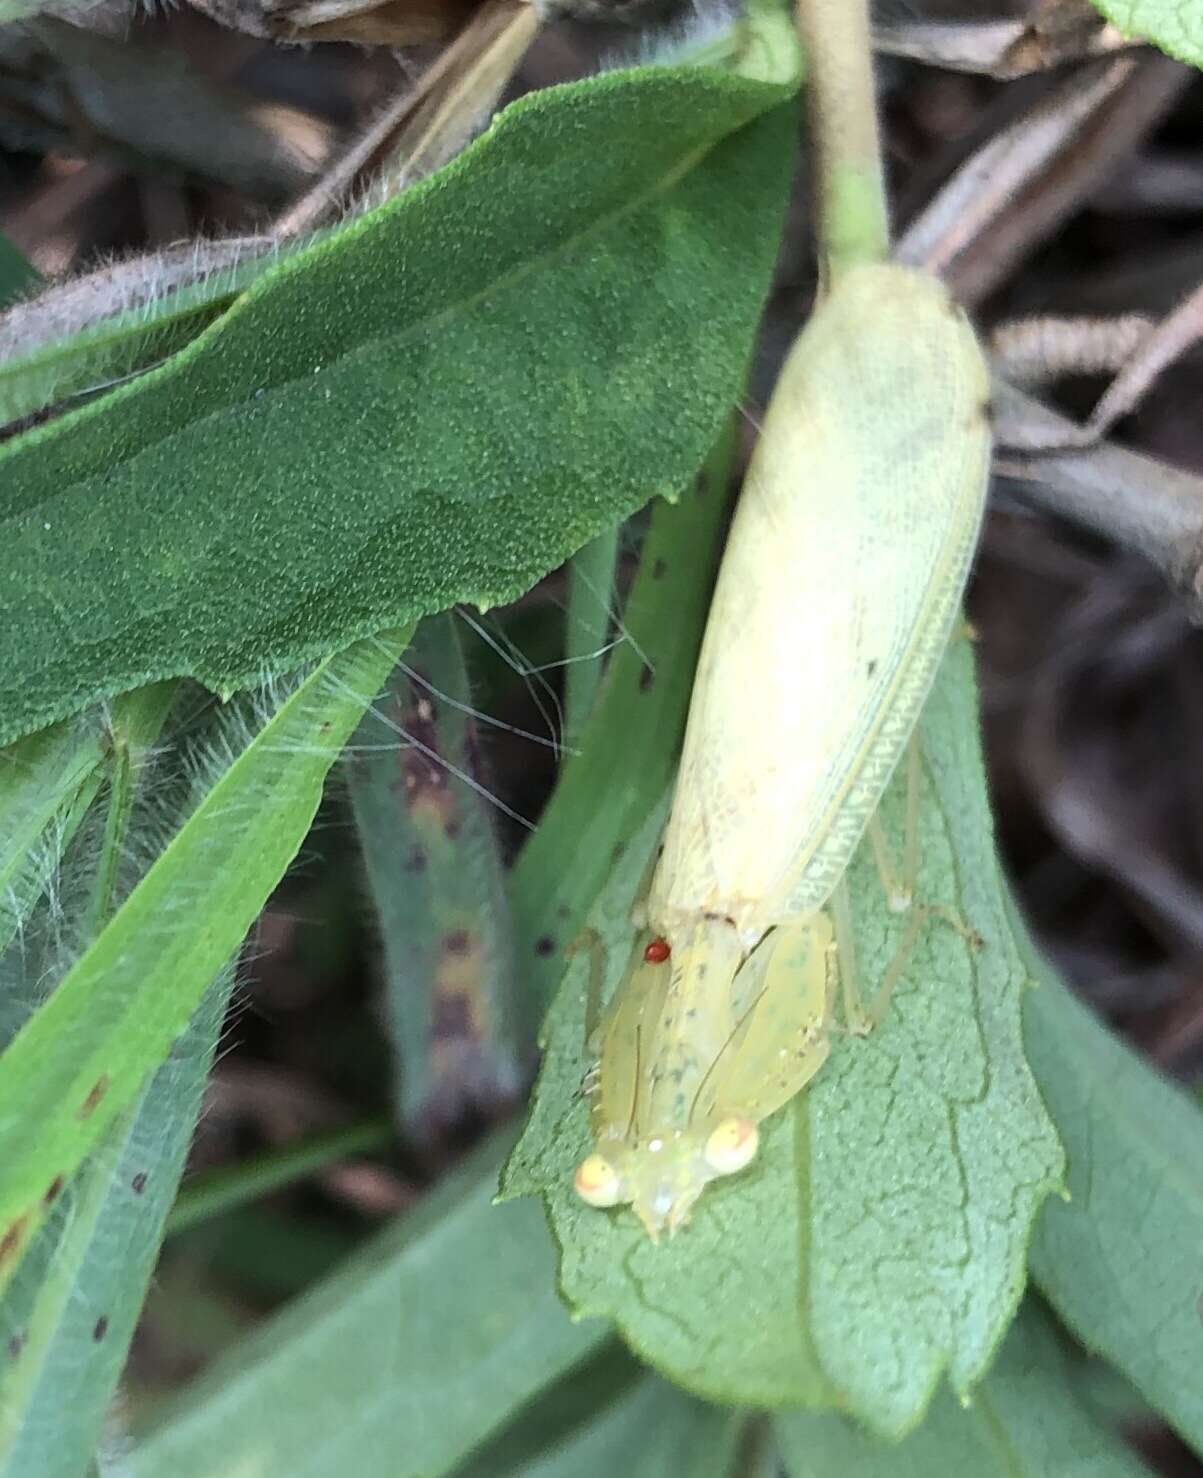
[87,684,177,935]
[88,742,134,936]
[165,1118,394,1237]
[795,0,889,281]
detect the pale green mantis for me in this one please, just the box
[573,263,992,1238]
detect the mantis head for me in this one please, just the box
[573,1115,759,1239]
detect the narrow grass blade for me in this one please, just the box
[349,615,525,1128]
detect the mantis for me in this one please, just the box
[572,263,992,1238]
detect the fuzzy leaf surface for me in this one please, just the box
[0,632,407,1295]
[0,68,793,747]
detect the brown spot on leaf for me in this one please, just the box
[92,1316,109,1342]
[77,1076,110,1119]
[131,1173,148,1195]
[652,558,667,579]
[0,1218,27,1267]
[431,990,473,1040]
[397,681,453,818]
[404,846,428,873]
[639,664,655,692]
[444,929,472,955]
[535,935,556,957]
[43,1176,64,1206]
[7,1332,24,1358]
[444,818,461,840]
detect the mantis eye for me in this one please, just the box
[574,1153,624,1207]
[704,1117,759,1176]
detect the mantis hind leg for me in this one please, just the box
[832,878,923,1036]
[865,737,920,915]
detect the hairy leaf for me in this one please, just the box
[0,238,282,427]
[0,719,106,964]
[0,67,794,748]
[0,632,408,1296]
[0,972,232,1478]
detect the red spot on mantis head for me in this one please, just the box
[643,937,671,965]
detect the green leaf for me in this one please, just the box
[562,528,622,743]
[0,971,232,1478]
[0,686,177,970]
[0,631,409,1294]
[0,718,107,965]
[82,682,179,937]
[348,615,525,1127]
[0,235,38,312]
[126,1131,609,1478]
[0,241,283,427]
[1023,918,1203,1458]
[0,67,795,750]
[1081,0,1203,67]
[775,1299,1157,1477]
[506,641,1064,1436]
[484,1374,745,1478]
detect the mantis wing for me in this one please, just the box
[592,938,675,1144]
[651,264,990,942]
[695,912,835,1127]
